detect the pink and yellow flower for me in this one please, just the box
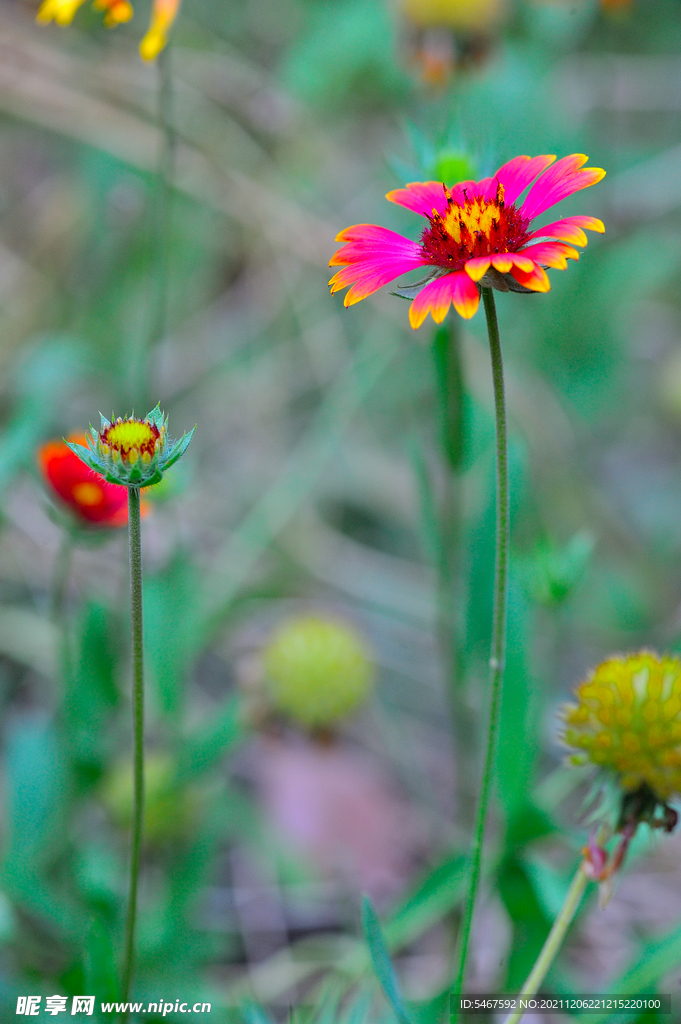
[139,0,181,60]
[329,154,605,327]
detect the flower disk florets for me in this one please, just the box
[99,418,164,465]
[560,651,681,801]
[421,182,530,272]
[67,404,195,489]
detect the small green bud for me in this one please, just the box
[66,404,195,489]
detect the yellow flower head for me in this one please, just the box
[560,651,681,801]
[99,416,164,465]
[264,615,374,729]
[139,0,181,60]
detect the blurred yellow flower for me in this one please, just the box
[264,616,374,729]
[36,0,87,24]
[36,0,132,27]
[102,753,201,843]
[400,0,505,31]
[139,0,182,60]
[560,651,681,800]
[399,0,505,87]
[93,0,133,27]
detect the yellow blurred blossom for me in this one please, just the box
[36,0,87,25]
[400,0,505,31]
[264,615,374,729]
[139,0,182,60]
[37,0,132,26]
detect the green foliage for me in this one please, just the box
[1,0,681,1015]
[361,897,413,1024]
[281,0,409,109]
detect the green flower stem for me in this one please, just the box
[50,530,74,625]
[121,487,145,1018]
[452,287,509,1014]
[504,865,589,1024]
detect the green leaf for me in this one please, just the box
[361,896,413,1024]
[176,696,245,783]
[432,322,466,471]
[408,436,441,567]
[384,853,467,951]
[83,917,119,1005]
[495,575,539,817]
[497,856,553,991]
[64,602,121,774]
[586,921,681,1023]
[465,441,526,662]
[144,555,200,717]
[2,716,80,934]
[240,1003,276,1024]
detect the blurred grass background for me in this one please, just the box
[2,0,681,1020]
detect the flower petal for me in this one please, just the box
[509,261,550,293]
[330,224,423,265]
[490,254,513,273]
[486,155,557,205]
[507,253,535,273]
[527,215,605,247]
[464,256,491,281]
[330,255,429,306]
[520,241,580,269]
[521,154,606,222]
[386,181,450,218]
[408,271,479,328]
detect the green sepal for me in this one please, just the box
[390,269,444,301]
[162,426,196,471]
[147,403,166,430]
[65,440,100,473]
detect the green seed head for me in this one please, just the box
[264,615,374,728]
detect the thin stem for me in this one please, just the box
[50,530,74,625]
[121,487,145,1017]
[451,288,509,1014]
[503,865,588,1024]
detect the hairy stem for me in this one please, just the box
[503,865,588,1024]
[121,488,145,1018]
[452,288,509,1013]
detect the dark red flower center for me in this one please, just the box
[420,182,530,271]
